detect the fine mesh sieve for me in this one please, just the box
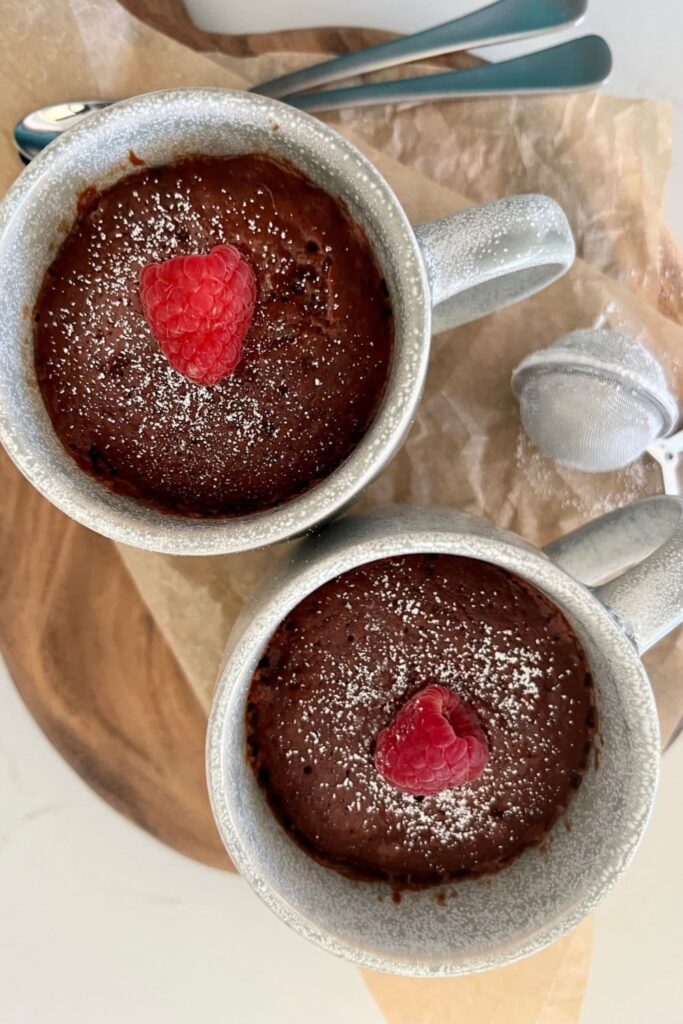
[511,329,679,476]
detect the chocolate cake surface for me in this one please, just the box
[34,154,393,516]
[247,554,595,888]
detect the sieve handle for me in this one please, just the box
[413,194,575,335]
[544,495,683,654]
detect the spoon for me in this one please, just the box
[284,36,611,113]
[14,0,603,161]
[14,100,112,162]
[14,35,611,159]
[255,0,589,97]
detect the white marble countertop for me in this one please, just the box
[2,2,683,1021]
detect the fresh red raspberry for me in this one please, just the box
[375,684,489,796]
[139,244,256,386]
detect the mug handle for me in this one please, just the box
[413,194,575,334]
[544,495,683,655]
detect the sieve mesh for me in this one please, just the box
[518,371,665,471]
[512,330,679,473]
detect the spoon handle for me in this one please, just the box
[255,0,587,99]
[284,36,612,112]
[647,432,683,497]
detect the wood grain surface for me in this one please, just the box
[118,0,393,56]
[0,446,229,868]
[1,3,680,870]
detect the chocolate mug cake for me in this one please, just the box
[208,495,671,972]
[247,553,595,889]
[34,154,393,517]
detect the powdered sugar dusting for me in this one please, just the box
[515,429,658,515]
[248,553,594,883]
[34,155,392,515]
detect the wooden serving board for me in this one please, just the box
[2,1,682,870]
[0,446,229,867]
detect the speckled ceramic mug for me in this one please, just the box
[0,89,574,554]
[208,496,683,975]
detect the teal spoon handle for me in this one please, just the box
[284,36,612,113]
[255,0,587,99]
